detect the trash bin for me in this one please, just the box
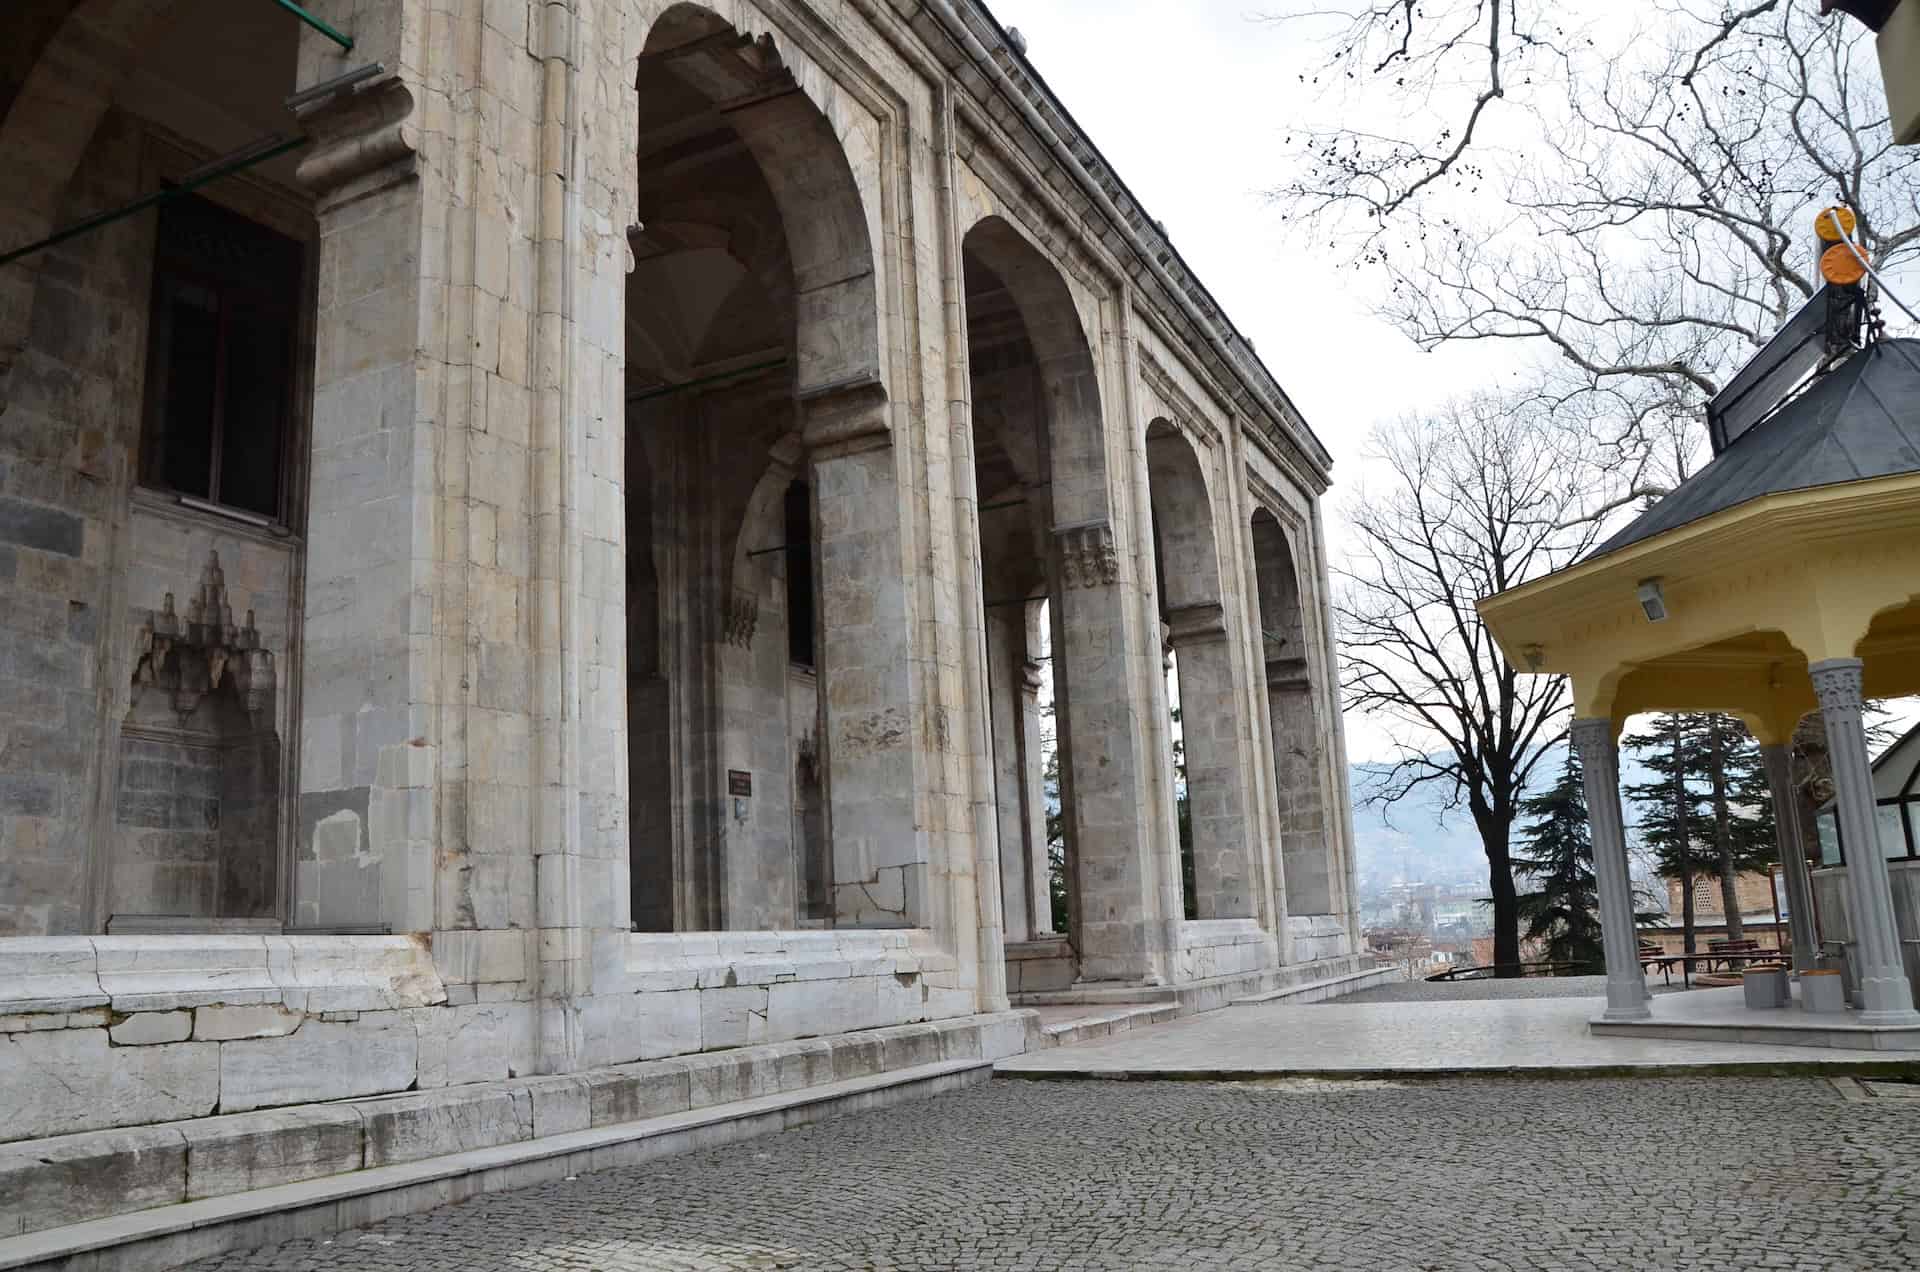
[1742,965,1789,1009]
[1802,968,1847,1014]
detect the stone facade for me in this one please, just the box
[0,0,1358,1135]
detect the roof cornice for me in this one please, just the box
[936,0,1334,481]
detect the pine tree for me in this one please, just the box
[1701,713,1777,941]
[1625,713,1778,951]
[1624,714,1708,952]
[1512,749,1605,970]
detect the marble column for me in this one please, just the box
[1569,718,1652,1021]
[1760,743,1820,974]
[1016,653,1054,934]
[803,383,927,930]
[1166,603,1254,920]
[1052,518,1158,982]
[1809,659,1920,1024]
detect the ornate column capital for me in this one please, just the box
[1809,657,1866,718]
[1054,520,1118,590]
[1567,716,1616,763]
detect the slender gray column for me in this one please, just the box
[1809,659,1920,1025]
[1760,743,1820,975]
[1569,718,1652,1021]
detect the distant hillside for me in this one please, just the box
[1346,745,1660,892]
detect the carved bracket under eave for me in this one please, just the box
[292,74,418,209]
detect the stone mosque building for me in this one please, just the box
[0,0,1361,1250]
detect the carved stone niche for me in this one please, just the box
[111,553,282,929]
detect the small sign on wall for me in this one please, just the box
[728,770,753,797]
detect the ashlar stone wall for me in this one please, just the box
[0,0,1362,1136]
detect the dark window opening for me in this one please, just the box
[785,479,815,667]
[142,194,304,521]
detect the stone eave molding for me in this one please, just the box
[929,0,1332,481]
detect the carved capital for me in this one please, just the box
[293,74,418,207]
[1567,717,1616,767]
[1054,520,1118,590]
[1809,657,1866,720]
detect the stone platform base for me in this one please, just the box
[1590,985,1920,1052]
[0,1012,1034,1271]
[1010,953,1375,1013]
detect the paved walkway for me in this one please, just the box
[997,994,1905,1079]
[183,1075,1920,1271]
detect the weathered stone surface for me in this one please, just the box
[109,1009,193,1045]
[0,1027,217,1143]
[193,1003,304,1041]
[586,1059,692,1128]
[358,1087,533,1168]
[0,1124,185,1237]
[180,1106,365,1201]
[412,1001,535,1088]
[219,1015,417,1113]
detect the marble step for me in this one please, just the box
[0,1056,993,1272]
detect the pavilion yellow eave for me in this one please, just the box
[1476,471,1920,738]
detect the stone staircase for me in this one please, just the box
[0,1012,1031,1272]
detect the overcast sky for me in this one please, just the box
[986,2,1917,764]
[987,0,1514,761]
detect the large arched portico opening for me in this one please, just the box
[1146,423,1254,921]
[1251,508,1334,917]
[625,4,894,934]
[961,215,1156,985]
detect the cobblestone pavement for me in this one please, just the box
[185,1075,1918,1271]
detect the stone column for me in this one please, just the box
[1569,718,1651,1021]
[1760,743,1821,975]
[1016,652,1054,935]
[986,611,1032,941]
[802,383,925,929]
[1166,603,1254,919]
[1809,659,1920,1025]
[1052,518,1160,982]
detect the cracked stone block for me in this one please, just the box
[586,1058,692,1127]
[358,1085,534,1168]
[193,1003,304,1041]
[180,1105,365,1200]
[0,1028,218,1143]
[219,1014,417,1113]
[699,985,770,1051]
[412,1000,536,1088]
[0,1123,186,1236]
[683,1049,776,1108]
[108,1009,195,1045]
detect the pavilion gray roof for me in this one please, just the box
[1588,337,1920,560]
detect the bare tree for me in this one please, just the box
[1276,3,1917,502]
[1339,393,1608,972]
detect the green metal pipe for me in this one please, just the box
[272,0,355,51]
[0,136,310,270]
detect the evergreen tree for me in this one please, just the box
[1625,713,1778,951]
[1624,714,1707,952]
[1512,749,1604,970]
[1701,714,1777,941]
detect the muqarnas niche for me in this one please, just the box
[111,552,281,927]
